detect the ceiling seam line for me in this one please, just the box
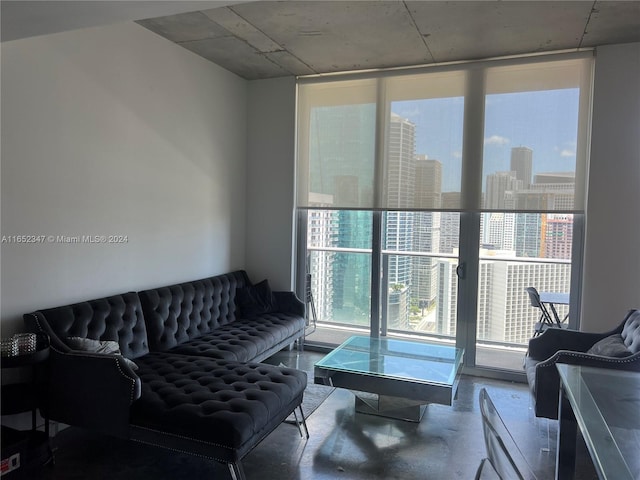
[579,0,599,49]
[402,0,436,64]
[227,5,319,75]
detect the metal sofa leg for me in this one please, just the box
[228,461,246,480]
[292,405,310,439]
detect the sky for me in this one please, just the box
[393,88,580,192]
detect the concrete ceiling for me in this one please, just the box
[0,1,244,42]
[2,1,639,80]
[135,1,640,80]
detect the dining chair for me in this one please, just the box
[525,287,556,337]
[475,388,538,480]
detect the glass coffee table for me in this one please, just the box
[314,335,464,422]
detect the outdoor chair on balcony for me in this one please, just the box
[525,287,558,337]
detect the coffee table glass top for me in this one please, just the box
[315,335,463,386]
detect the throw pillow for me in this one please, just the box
[235,279,277,317]
[66,337,139,370]
[587,334,632,358]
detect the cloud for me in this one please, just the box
[484,135,509,146]
[560,149,575,157]
[397,107,421,118]
[452,150,463,159]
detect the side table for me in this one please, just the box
[1,334,53,478]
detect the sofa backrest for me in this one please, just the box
[138,270,251,352]
[622,309,640,354]
[26,292,149,359]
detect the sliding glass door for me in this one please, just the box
[296,52,592,374]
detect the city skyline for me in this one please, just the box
[307,102,574,339]
[393,87,580,192]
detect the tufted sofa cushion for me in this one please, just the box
[139,271,249,352]
[35,292,149,359]
[130,352,307,463]
[167,313,306,362]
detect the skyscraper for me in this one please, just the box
[543,214,573,259]
[440,193,461,254]
[385,114,417,328]
[308,104,375,207]
[510,146,533,188]
[413,156,442,308]
[414,155,442,209]
[484,172,521,248]
[386,113,417,208]
[486,171,521,209]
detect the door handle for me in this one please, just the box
[456,263,465,279]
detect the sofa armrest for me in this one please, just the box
[532,350,640,419]
[273,291,305,317]
[45,348,140,438]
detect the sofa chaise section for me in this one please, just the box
[129,352,305,467]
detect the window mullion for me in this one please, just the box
[456,67,486,364]
[371,78,389,338]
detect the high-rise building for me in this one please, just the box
[306,195,337,322]
[385,114,417,328]
[307,105,376,324]
[308,104,376,207]
[414,155,442,209]
[513,213,542,257]
[334,210,372,325]
[543,214,573,259]
[484,172,521,248]
[440,192,460,254]
[412,156,442,308]
[486,213,515,250]
[532,172,575,210]
[386,113,416,208]
[437,259,458,336]
[510,146,533,188]
[437,250,570,344]
[486,171,522,209]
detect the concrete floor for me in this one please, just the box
[34,350,597,480]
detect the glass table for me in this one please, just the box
[314,336,464,422]
[556,364,640,480]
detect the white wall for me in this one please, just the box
[245,77,297,291]
[581,42,640,331]
[1,22,248,334]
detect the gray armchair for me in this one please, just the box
[524,309,640,419]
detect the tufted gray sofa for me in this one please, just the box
[524,308,640,419]
[24,270,307,480]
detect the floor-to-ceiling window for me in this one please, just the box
[296,52,592,375]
